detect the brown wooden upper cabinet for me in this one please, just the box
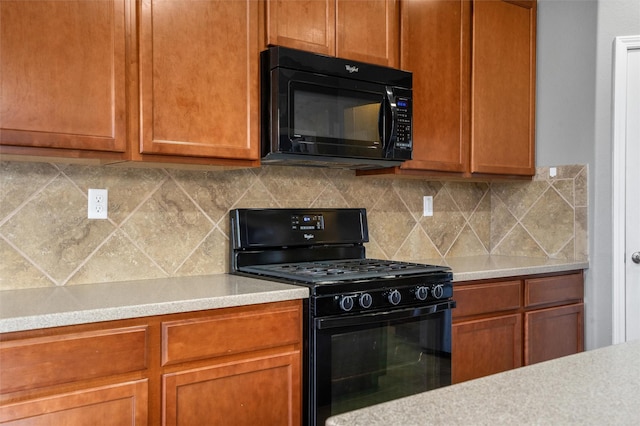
[360,0,536,179]
[135,0,261,165]
[0,0,129,161]
[266,0,399,68]
[1,0,261,167]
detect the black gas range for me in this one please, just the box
[230,208,455,425]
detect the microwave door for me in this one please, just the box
[283,73,387,158]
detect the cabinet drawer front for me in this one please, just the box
[525,271,583,307]
[453,280,521,319]
[162,303,301,366]
[0,326,148,394]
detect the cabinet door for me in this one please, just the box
[399,0,471,173]
[266,0,336,56]
[525,303,584,365]
[0,380,147,425]
[138,0,260,161]
[452,314,522,383]
[471,0,536,175]
[336,0,399,67]
[163,352,301,426]
[0,0,128,155]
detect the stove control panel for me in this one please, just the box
[315,279,453,316]
[291,214,325,231]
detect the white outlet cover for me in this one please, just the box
[88,188,108,219]
[423,196,433,217]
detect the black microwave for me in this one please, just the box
[260,46,412,169]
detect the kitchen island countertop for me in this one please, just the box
[327,338,640,426]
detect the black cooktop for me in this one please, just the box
[239,258,448,284]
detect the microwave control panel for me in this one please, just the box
[395,97,412,149]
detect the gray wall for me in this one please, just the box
[536,0,640,350]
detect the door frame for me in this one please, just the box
[612,35,640,344]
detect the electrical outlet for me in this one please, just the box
[423,196,433,217]
[88,189,108,219]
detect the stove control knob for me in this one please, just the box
[431,284,445,299]
[415,286,429,301]
[359,293,373,309]
[339,295,355,312]
[388,289,402,305]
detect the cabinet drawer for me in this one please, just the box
[162,302,301,366]
[0,326,148,394]
[525,271,583,307]
[453,280,521,319]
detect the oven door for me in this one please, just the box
[310,301,454,426]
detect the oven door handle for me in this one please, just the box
[314,300,456,330]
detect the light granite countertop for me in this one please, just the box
[0,256,587,334]
[0,274,308,333]
[327,339,640,426]
[419,255,588,282]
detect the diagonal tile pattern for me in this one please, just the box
[0,162,589,290]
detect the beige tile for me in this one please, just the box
[552,179,575,207]
[327,172,392,210]
[395,225,441,260]
[557,164,585,179]
[444,182,490,219]
[575,206,588,261]
[170,168,256,224]
[491,180,549,219]
[392,179,443,221]
[490,192,518,251]
[0,239,55,290]
[492,224,546,257]
[420,190,466,256]
[469,193,491,250]
[368,189,417,258]
[0,161,59,220]
[63,164,166,225]
[0,175,115,283]
[552,239,574,260]
[364,239,388,260]
[177,228,229,275]
[521,188,574,255]
[310,183,350,208]
[447,225,489,257]
[121,179,214,273]
[67,230,166,285]
[575,166,588,207]
[257,166,330,206]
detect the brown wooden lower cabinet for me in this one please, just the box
[452,271,584,384]
[0,300,302,426]
[0,380,148,425]
[163,352,300,426]
[452,314,522,383]
[525,303,584,365]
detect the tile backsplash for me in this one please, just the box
[0,161,587,290]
